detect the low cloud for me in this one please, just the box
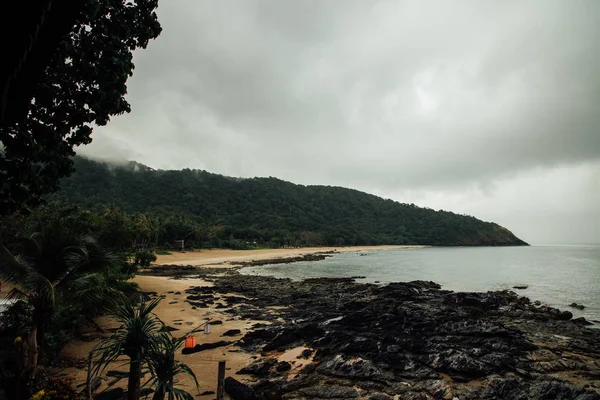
[80,0,600,243]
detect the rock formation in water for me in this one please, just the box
[178,273,599,399]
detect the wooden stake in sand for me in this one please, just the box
[217,361,226,400]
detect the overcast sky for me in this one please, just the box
[80,0,600,245]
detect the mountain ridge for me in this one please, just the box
[53,156,529,247]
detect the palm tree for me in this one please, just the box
[0,222,115,365]
[145,333,199,400]
[92,296,164,400]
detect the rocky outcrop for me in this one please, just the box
[233,252,335,267]
[190,273,600,400]
[224,377,258,400]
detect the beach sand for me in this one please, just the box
[58,275,267,397]
[154,245,425,267]
[56,246,422,396]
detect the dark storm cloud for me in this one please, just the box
[81,0,600,243]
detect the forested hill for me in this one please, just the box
[54,157,528,247]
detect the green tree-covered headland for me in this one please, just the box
[53,156,528,248]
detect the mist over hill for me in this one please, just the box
[54,157,528,247]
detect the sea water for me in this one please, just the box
[240,245,600,322]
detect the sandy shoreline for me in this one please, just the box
[154,245,426,267]
[59,246,422,395]
[59,275,267,397]
[55,244,600,399]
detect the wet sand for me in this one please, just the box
[154,245,425,267]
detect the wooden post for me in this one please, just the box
[86,355,93,400]
[216,361,226,400]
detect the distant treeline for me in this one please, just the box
[47,156,528,248]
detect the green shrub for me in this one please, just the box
[134,251,157,268]
[32,376,78,400]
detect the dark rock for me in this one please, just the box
[224,377,258,400]
[558,310,573,320]
[168,301,178,304]
[513,285,528,289]
[93,388,124,400]
[570,302,586,310]
[263,323,325,351]
[485,377,600,400]
[224,295,247,304]
[369,394,393,400]
[299,349,314,358]
[430,349,493,376]
[222,329,242,337]
[209,320,223,325]
[298,385,359,398]
[235,252,334,267]
[181,341,233,355]
[573,317,594,326]
[168,271,600,400]
[409,280,442,290]
[317,355,389,380]
[106,370,129,379]
[237,358,277,376]
[276,361,292,372]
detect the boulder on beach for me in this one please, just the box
[181,340,233,355]
[224,377,258,400]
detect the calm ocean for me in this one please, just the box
[240,245,600,322]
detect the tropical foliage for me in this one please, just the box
[54,156,528,247]
[0,212,141,400]
[0,222,116,364]
[145,334,200,400]
[92,296,163,400]
[31,377,78,400]
[91,297,198,400]
[0,0,162,215]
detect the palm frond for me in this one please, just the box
[145,332,199,400]
[6,286,28,302]
[68,273,125,307]
[91,336,128,377]
[22,273,55,307]
[0,244,34,287]
[176,363,200,392]
[69,235,119,271]
[25,232,44,259]
[92,296,164,379]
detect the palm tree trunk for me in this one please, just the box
[128,359,142,400]
[151,387,165,400]
[35,320,45,365]
[16,327,38,400]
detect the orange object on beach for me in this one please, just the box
[185,336,196,349]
